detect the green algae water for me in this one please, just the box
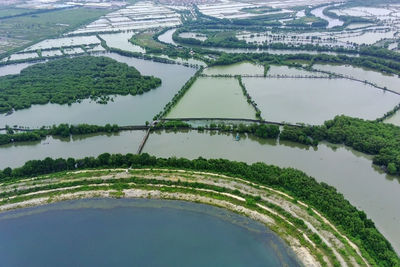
[166,77,256,119]
[0,198,301,267]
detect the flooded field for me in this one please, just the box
[267,65,328,76]
[63,47,85,55]
[25,36,100,51]
[41,50,63,57]
[143,129,400,253]
[336,30,397,45]
[7,52,38,61]
[313,64,400,93]
[166,77,256,119]
[197,1,260,19]
[243,77,400,124]
[71,2,181,34]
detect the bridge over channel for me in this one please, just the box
[136,118,302,154]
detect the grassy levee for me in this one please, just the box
[0,154,398,266]
[0,168,372,266]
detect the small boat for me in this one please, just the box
[235,133,240,141]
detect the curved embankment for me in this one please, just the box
[0,168,372,267]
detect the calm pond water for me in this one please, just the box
[157,28,178,46]
[0,198,301,267]
[310,6,343,28]
[0,62,36,76]
[203,62,264,76]
[0,130,145,169]
[143,130,400,254]
[243,77,400,124]
[204,63,327,77]
[100,32,145,53]
[0,53,196,128]
[313,64,400,93]
[267,65,327,77]
[166,77,256,119]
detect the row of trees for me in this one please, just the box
[211,52,400,75]
[237,76,262,119]
[154,67,204,120]
[156,121,280,139]
[0,123,120,145]
[153,121,191,129]
[0,56,161,113]
[0,153,397,266]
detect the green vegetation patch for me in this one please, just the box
[0,123,120,146]
[280,115,400,176]
[0,7,110,55]
[0,56,161,113]
[130,31,166,52]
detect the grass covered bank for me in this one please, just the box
[0,154,398,266]
[0,168,372,266]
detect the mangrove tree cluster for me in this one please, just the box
[0,56,161,113]
[0,123,120,145]
[281,115,400,175]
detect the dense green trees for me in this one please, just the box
[49,123,119,137]
[280,125,318,146]
[0,56,161,113]
[154,121,191,129]
[233,123,280,138]
[0,131,45,145]
[281,115,400,175]
[0,123,120,145]
[0,153,398,266]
